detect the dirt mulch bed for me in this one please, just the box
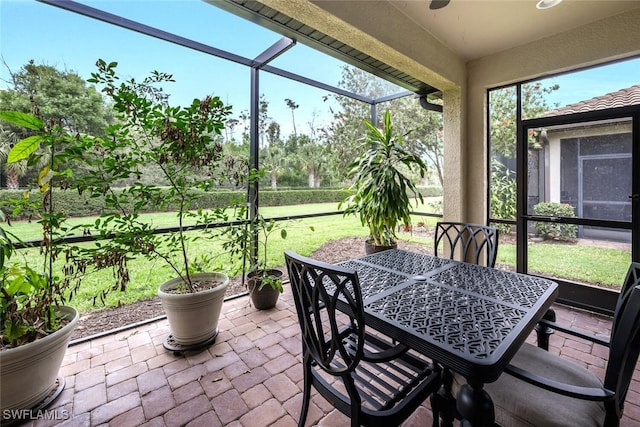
[70,228,629,341]
[70,236,434,341]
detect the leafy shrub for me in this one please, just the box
[490,160,516,235]
[1,186,439,221]
[0,188,355,220]
[417,186,443,197]
[533,202,577,241]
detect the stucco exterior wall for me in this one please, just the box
[442,88,465,220]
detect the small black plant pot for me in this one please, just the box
[364,239,398,255]
[247,269,284,310]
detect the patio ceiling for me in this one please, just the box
[344,0,640,62]
[211,0,441,98]
[213,0,640,92]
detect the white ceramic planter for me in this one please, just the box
[157,272,230,346]
[0,306,78,412]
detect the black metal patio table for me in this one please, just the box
[337,249,559,427]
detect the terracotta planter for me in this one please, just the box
[158,272,229,346]
[364,239,398,255]
[0,306,78,413]
[248,269,283,310]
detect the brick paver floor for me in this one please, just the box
[16,290,640,426]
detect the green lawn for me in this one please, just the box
[496,241,630,289]
[5,204,375,312]
[3,203,630,312]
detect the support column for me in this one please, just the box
[442,87,467,222]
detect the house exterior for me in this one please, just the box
[535,84,640,241]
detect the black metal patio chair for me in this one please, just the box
[445,262,640,427]
[434,221,499,267]
[284,250,442,427]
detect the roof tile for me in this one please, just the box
[548,84,640,115]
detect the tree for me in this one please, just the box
[286,111,331,188]
[0,127,23,189]
[325,65,443,187]
[391,96,444,187]
[0,60,114,188]
[225,117,241,143]
[235,95,272,148]
[322,66,396,176]
[262,120,284,189]
[262,143,287,189]
[489,82,559,227]
[0,60,113,136]
[292,134,321,188]
[285,98,299,137]
[489,82,559,159]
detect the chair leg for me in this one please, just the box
[347,385,361,427]
[299,364,312,427]
[535,308,556,351]
[434,368,455,427]
[430,363,442,427]
[430,392,440,427]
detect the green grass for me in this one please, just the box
[497,241,630,288]
[4,202,630,312]
[5,204,373,312]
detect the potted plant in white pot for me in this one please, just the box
[78,60,240,351]
[0,108,118,418]
[339,110,428,254]
[0,227,80,418]
[0,222,80,418]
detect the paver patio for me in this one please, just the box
[15,290,640,426]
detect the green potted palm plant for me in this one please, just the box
[340,110,428,254]
[77,60,239,351]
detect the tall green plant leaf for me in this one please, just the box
[7,135,44,163]
[0,111,44,131]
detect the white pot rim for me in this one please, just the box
[157,272,230,298]
[0,306,79,356]
[1,305,79,412]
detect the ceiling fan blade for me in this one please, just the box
[430,0,450,10]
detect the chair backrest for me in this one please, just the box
[604,262,640,423]
[434,221,499,267]
[284,250,366,375]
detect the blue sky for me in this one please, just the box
[542,59,640,108]
[0,0,352,137]
[1,0,639,136]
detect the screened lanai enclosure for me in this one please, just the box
[0,0,446,317]
[1,0,639,318]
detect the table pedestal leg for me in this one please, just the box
[456,380,495,427]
